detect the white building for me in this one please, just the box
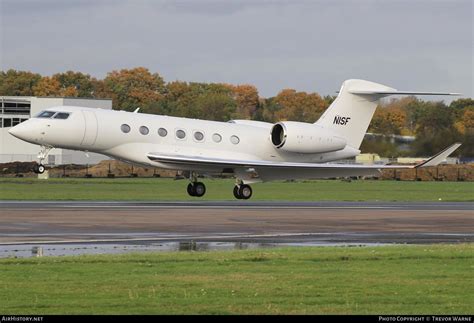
[0,96,112,164]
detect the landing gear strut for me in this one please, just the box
[33,146,52,174]
[233,184,252,200]
[186,172,206,197]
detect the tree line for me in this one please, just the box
[1,67,472,157]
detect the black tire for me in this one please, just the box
[238,184,252,200]
[187,183,196,197]
[194,182,206,197]
[37,164,45,174]
[233,185,242,199]
[33,164,39,174]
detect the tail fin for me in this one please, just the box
[315,79,460,149]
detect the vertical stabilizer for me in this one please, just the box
[315,79,459,149]
[315,79,394,149]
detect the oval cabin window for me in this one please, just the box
[121,124,131,133]
[230,135,240,145]
[139,126,149,135]
[194,131,204,141]
[158,128,168,137]
[176,129,186,139]
[212,133,222,143]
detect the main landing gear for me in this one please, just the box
[187,182,206,197]
[184,172,253,199]
[186,172,207,197]
[33,146,52,174]
[233,184,253,200]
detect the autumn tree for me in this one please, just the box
[33,76,62,96]
[461,109,474,130]
[410,101,463,156]
[224,84,260,119]
[152,82,237,121]
[53,71,95,97]
[263,89,327,123]
[104,67,166,111]
[90,78,114,100]
[449,98,474,111]
[193,92,237,121]
[453,103,474,157]
[0,69,41,96]
[369,104,408,135]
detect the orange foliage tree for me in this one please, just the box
[265,89,327,123]
[33,76,62,96]
[104,67,166,111]
[224,84,260,119]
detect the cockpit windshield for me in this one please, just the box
[36,111,56,118]
[54,112,70,119]
[35,111,71,119]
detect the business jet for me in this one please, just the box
[8,79,461,199]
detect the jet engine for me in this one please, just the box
[270,121,347,154]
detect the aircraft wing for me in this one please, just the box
[148,154,407,169]
[147,143,461,170]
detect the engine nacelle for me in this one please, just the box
[271,121,347,154]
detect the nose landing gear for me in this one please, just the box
[33,164,46,174]
[33,146,52,174]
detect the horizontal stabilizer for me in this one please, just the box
[349,90,461,96]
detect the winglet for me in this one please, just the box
[415,143,462,168]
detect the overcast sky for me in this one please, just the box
[0,0,472,100]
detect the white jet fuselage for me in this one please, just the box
[12,106,359,174]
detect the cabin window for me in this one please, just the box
[158,128,168,137]
[37,111,56,119]
[176,129,186,139]
[120,124,131,133]
[230,135,240,145]
[194,131,204,141]
[139,126,149,135]
[53,112,70,120]
[212,133,222,143]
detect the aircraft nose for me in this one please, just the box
[8,121,36,142]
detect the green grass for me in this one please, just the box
[0,245,472,314]
[0,178,473,201]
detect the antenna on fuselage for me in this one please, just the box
[133,107,140,113]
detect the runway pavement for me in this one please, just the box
[0,200,472,257]
[0,201,472,250]
[2,200,473,210]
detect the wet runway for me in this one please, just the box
[0,201,473,257]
